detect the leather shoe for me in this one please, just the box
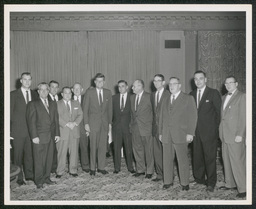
[98,169,109,175]
[133,172,145,177]
[17,180,26,186]
[190,180,206,186]
[90,170,96,176]
[45,179,56,185]
[83,169,90,173]
[129,170,136,174]
[70,173,78,177]
[36,184,44,189]
[25,178,33,181]
[206,185,214,192]
[219,186,237,190]
[236,192,246,198]
[56,174,62,178]
[152,178,162,182]
[163,183,173,190]
[113,170,120,174]
[182,185,189,191]
[145,174,152,179]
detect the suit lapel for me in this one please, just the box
[170,92,183,115]
[198,87,209,111]
[137,92,145,112]
[18,88,27,105]
[39,99,50,116]
[223,90,239,114]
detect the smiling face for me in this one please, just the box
[225,77,238,93]
[62,88,72,102]
[20,74,32,90]
[169,78,181,95]
[194,72,207,89]
[49,82,59,96]
[132,80,143,95]
[153,76,165,91]
[38,84,49,100]
[94,77,105,89]
[72,83,83,96]
[118,82,128,94]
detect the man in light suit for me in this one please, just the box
[83,73,112,175]
[151,74,170,182]
[48,80,62,174]
[112,80,135,174]
[56,87,83,178]
[26,82,60,189]
[130,79,154,179]
[72,83,90,173]
[11,72,38,185]
[190,71,221,192]
[219,76,246,198]
[159,77,197,190]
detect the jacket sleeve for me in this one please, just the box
[158,97,165,136]
[54,102,60,137]
[213,89,222,126]
[74,102,83,125]
[26,102,38,139]
[236,93,246,138]
[187,95,198,135]
[83,89,90,125]
[108,91,113,125]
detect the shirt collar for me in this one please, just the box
[197,85,206,93]
[172,90,181,98]
[21,86,30,93]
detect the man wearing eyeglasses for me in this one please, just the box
[190,71,221,193]
[219,76,246,198]
[159,77,197,190]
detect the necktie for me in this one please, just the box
[53,96,56,102]
[156,91,160,107]
[197,90,201,108]
[26,90,29,104]
[171,95,175,104]
[66,101,71,114]
[99,90,103,106]
[121,94,124,111]
[228,92,232,95]
[135,95,140,111]
[43,99,49,113]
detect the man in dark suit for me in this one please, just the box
[72,83,90,173]
[83,73,112,175]
[130,79,154,179]
[190,71,221,192]
[26,82,60,189]
[48,80,62,174]
[10,72,38,185]
[219,76,246,198]
[151,74,170,182]
[56,87,83,178]
[112,80,135,174]
[159,77,197,190]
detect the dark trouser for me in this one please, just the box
[51,142,58,173]
[113,130,133,172]
[192,134,217,187]
[13,136,34,181]
[132,125,154,174]
[153,135,163,179]
[89,126,108,171]
[79,133,90,170]
[32,138,54,186]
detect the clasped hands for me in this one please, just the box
[66,122,77,130]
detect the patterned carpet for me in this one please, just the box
[10,147,245,201]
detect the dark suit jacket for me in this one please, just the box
[159,92,197,144]
[130,91,153,137]
[26,98,60,144]
[10,88,38,138]
[83,88,112,132]
[151,90,170,137]
[219,90,246,144]
[112,93,131,134]
[190,86,221,140]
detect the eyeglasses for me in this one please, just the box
[224,82,236,85]
[153,80,163,82]
[169,83,180,86]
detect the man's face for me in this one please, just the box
[94,77,105,89]
[72,84,83,96]
[62,88,72,101]
[153,76,165,90]
[132,80,142,95]
[169,78,181,95]
[38,84,49,99]
[49,83,59,96]
[118,82,128,94]
[20,74,32,89]
[225,78,238,93]
[194,73,207,89]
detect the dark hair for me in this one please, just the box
[94,73,105,81]
[21,72,31,79]
[118,80,128,86]
[194,70,206,77]
[169,77,180,83]
[225,76,237,83]
[49,80,59,87]
[154,74,165,81]
[136,79,144,88]
[62,86,71,92]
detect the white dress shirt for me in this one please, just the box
[74,95,81,104]
[120,92,127,109]
[96,88,103,105]
[223,89,237,110]
[155,87,164,106]
[49,93,59,101]
[21,87,31,104]
[171,91,181,103]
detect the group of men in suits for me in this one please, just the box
[10,71,246,198]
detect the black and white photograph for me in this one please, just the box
[4,3,253,206]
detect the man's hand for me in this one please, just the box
[235,136,243,143]
[109,124,112,133]
[186,134,194,143]
[85,124,90,132]
[32,137,40,144]
[159,135,162,142]
[55,136,60,143]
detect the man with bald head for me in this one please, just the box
[130,79,154,178]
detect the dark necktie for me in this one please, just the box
[156,91,160,107]
[135,95,140,111]
[228,92,232,95]
[121,94,124,111]
[26,90,29,104]
[197,90,201,108]
[99,90,103,106]
[43,99,49,113]
[171,95,175,104]
[53,96,56,102]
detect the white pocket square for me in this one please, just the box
[206,100,209,102]
[74,107,78,110]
